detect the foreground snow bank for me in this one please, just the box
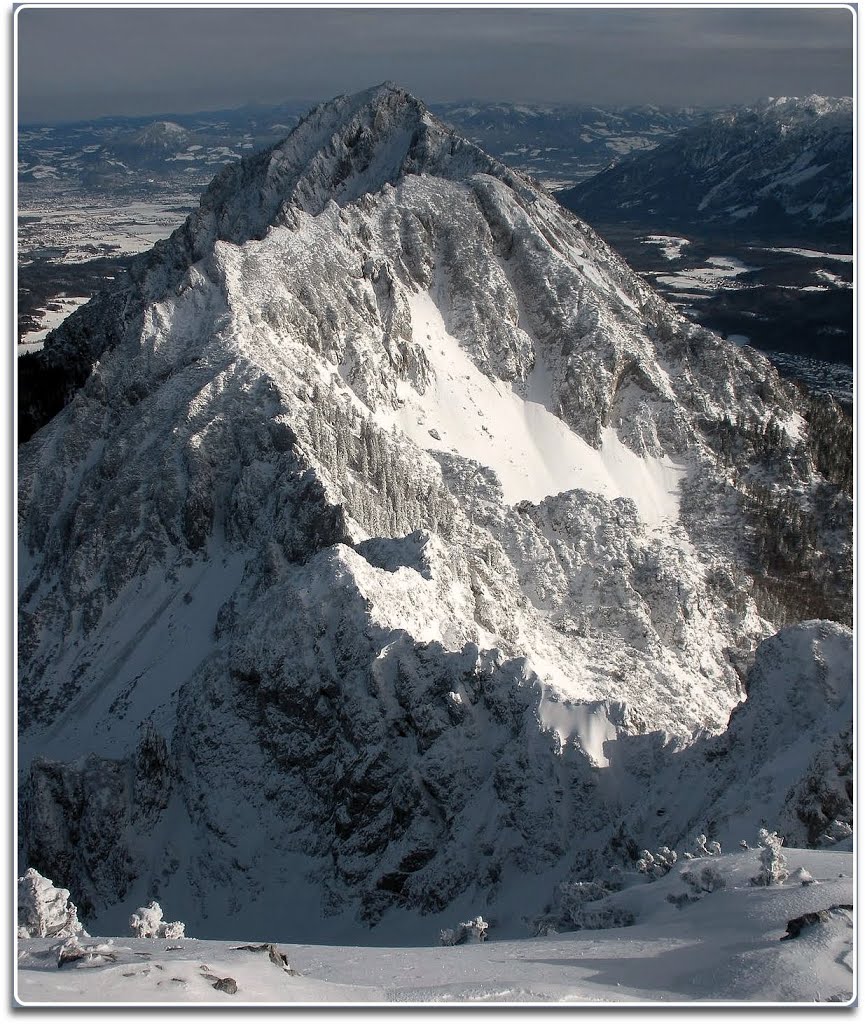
[17,847,853,1005]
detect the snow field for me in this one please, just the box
[655,256,758,294]
[18,295,90,352]
[17,847,854,1005]
[642,235,691,260]
[377,290,686,527]
[755,247,852,263]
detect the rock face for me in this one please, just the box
[607,621,854,857]
[558,95,853,244]
[18,84,851,939]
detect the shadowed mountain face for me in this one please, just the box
[18,84,851,940]
[557,96,853,246]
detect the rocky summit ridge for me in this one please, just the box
[18,84,851,939]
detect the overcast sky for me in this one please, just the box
[17,5,854,123]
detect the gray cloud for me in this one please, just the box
[17,6,854,122]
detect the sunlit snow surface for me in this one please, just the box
[379,291,687,527]
[756,247,853,263]
[17,848,854,1005]
[655,256,758,294]
[641,235,691,261]
[18,296,89,353]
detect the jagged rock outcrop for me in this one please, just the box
[606,620,853,858]
[18,84,851,938]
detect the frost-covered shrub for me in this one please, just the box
[18,868,88,939]
[751,829,789,886]
[576,902,636,930]
[667,862,726,909]
[693,834,721,857]
[129,900,185,939]
[682,863,726,895]
[161,920,186,940]
[666,891,700,910]
[54,937,118,968]
[559,880,608,918]
[636,846,677,878]
[531,878,635,935]
[439,915,488,946]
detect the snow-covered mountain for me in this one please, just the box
[18,84,852,942]
[18,100,705,193]
[17,107,307,189]
[430,101,709,185]
[557,96,853,244]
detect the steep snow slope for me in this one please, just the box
[18,84,852,938]
[378,289,687,522]
[605,621,854,856]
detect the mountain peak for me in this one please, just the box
[168,82,518,259]
[18,83,852,938]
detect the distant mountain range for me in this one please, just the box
[557,96,853,245]
[431,102,710,184]
[18,102,310,190]
[18,99,711,191]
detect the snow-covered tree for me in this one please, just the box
[818,820,853,846]
[129,900,185,939]
[691,834,721,857]
[636,845,678,878]
[17,868,88,939]
[439,915,489,946]
[751,829,789,886]
[682,862,726,895]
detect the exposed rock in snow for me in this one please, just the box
[232,943,296,973]
[17,84,851,939]
[780,904,853,942]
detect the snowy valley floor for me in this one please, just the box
[17,848,854,1006]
